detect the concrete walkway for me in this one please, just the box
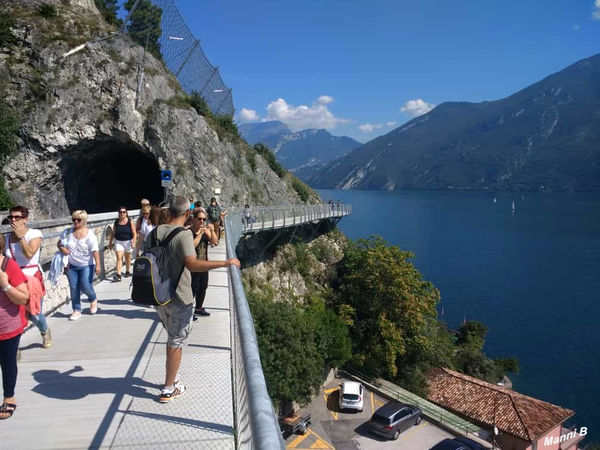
[3,242,235,450]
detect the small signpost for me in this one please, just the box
[161,170,172,203]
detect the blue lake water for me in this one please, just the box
[317,189,600,439]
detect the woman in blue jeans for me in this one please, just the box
[4,205,53,348]
[57,210,101,321]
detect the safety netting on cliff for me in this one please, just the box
[148,0,234,116]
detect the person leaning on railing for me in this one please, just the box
[3,206,52,349]
[0,233,29,420]
[149,195,240,404]
[57,210,101,321]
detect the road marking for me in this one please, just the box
[307,429,334,449]
[309,439,331,448]
[287,431,310,448]
[399,421,428,440]
[370,392,374,412]
[323,388,339,420]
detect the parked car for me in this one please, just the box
[369,402,422,440]
[429,437,486,450]
[338,381,364,412]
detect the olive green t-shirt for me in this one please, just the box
[143,224,196,305]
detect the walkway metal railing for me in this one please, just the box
[241,203,351,233]
[0,210,141,279]
[224,204,351,449]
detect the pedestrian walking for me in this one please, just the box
[0,234,29,420]
[134,205,155,257]
[3,206,52,348]
[109,207,137,281]
[206,197,226,243]
[57,211,101,321]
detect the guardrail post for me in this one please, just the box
[292,208,296,225]
[271,210,275,229]
[99,224,107,279]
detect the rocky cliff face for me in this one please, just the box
[1,0,307,217]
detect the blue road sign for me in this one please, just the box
[161,170,172,181]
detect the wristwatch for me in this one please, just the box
[1,285,10,292]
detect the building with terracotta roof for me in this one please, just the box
[427,367,585,450]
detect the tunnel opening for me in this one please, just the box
[61,140,163,214]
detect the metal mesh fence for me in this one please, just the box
[148,0,234,116]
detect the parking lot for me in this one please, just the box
[284,377,455,449]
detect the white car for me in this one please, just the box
[338,381,364,412]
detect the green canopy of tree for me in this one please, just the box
[333,236,440,382]
[248,291,351,411]
[124,0,163,60]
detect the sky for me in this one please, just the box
[166,0,600,142]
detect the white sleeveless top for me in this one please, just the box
[4,228,43,277]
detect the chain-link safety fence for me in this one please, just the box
[148,0,234,116]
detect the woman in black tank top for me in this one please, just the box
[108,207,137,281]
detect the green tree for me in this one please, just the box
[254,143,286,178]
[94,0,122,27]
[124,0,163,60]
[334,236,440,383]
[249,294,324,411]
[456,320,488,350]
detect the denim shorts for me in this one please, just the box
[156,301,194,349]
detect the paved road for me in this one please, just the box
[284,377,454,449]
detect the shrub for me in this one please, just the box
[38,3,57,18]
[0,16,16,46]
[254,143,286,178]
[124,0,163,60]
[291,176,311,202]
[0,103,19,209]
[94,0,122,28]
[189,91,211,117]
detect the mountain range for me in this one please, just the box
[310,53,600,192]
[238,121,361,179]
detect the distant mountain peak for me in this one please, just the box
[311,53,600,192]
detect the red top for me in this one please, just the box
[0,257,28,340]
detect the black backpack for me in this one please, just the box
[131,227,186,306]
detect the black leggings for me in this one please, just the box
[0,334,21,398]
[191,271,209,310]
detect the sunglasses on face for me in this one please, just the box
[7,215,24,220]
[194,216,206,221]
[119,211,127,214]
[72,218,82,223]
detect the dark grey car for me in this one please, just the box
[369,402,422,440]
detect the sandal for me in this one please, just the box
[90,301,98,315]
[0,403,17,420]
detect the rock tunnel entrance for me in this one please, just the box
[61,140,163,214]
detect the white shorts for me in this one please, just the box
[114,240,133,253]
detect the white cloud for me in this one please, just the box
[357,123,383,133]
[358,121,397,133]
[265,97,349,131]
[238,108,259,122]
[400,99,435,117]
[316,95,334,105]
[593,0,600,20]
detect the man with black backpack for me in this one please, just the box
[144,195,240,403]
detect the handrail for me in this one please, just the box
[224,203,351,448]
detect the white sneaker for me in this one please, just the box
[69,311,81,321]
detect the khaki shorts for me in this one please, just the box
[156,301,194,348]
